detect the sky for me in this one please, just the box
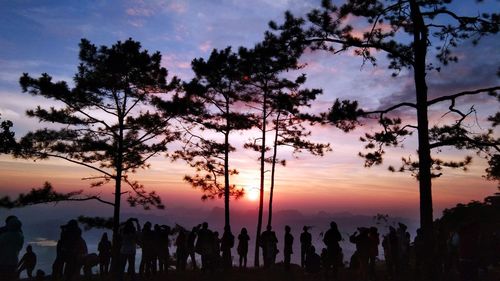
[0,0,499,225]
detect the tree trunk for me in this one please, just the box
[267,112,281,227]
[410,1,435,279]
[111,118,124,274]
[110,170,122,274]
[254,89,268,267]
[224,99,231,229]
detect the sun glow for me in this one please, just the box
[247,188,259,201]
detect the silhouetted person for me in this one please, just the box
[260,225,278,268]
[176,230,188,270]
[52,229,65,279]
[139,221,155,276]
[82,253,98,279]
[305,246,321,274]
[323,221,342,279]
[187,226,198,269]
[237,228,250,268]
[284,225,294,271]
[382,226,398,279]
[119,218,140,281]
[0,216,23,281]
[56,219,85,281]
[350,227,370,281]
[212,231,221,269]
[320,247,329,280]
[196,222,213,271]
[300,226,312,268]
[18,245,36,279]
[368,227,379,281]
[221,226,234,269]
[0,216,20,234]
[97,233,111,275]
[396,223,410,274]
[157,225,170,273]
[413,228,424,280]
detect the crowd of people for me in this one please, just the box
[0,215,498,281]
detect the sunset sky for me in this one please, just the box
[0,0,499,221]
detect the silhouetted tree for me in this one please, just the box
[14,38,182,271]
[264,83,329,227]
[178,48,253,229]
[0,182,85,208]
[239,33,310,266]
[0,115,16,153]
[271,1,499,278]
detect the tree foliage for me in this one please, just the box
[0,115,16,153]
[13,38,184,270]
[178,48,253,201]
[0,182,84,209]
[17,38,181,209]
[271,1,499,277]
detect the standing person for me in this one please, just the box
[60,220,85,281]
[368,227,379,281]
[350,227,370,281]
[212,231,221,269]
[157,225,170,274]
[237,228,250,268]
[139,221,155,277]
[18,245,37,279]
[260,225,278,268]
[187,226,198,270]
[119,218,140,281]
[305,246,321,274]
[98,233,112,275]
[300,226,312,268]
[220,226,235,269]
[175,230,188,271]
[396,223,410,275]
[323,221,342,279]
[284,225,294,271]
[196,222,213,271]
[413,228,424,281]
[0,216,24,281]
[386,226,399,279]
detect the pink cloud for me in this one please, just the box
[168,1,187,14]
[199,40,212,53]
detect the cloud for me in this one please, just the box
[168,1,187,14]
[161,54,194,80]
[29,238,58,247]
[198,40,212,53]
[128,19,145,27]
[126,7,154,17]
[125,0,187,20]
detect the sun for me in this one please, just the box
[247,188,259,201]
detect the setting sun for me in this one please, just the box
[247,188,259,201]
